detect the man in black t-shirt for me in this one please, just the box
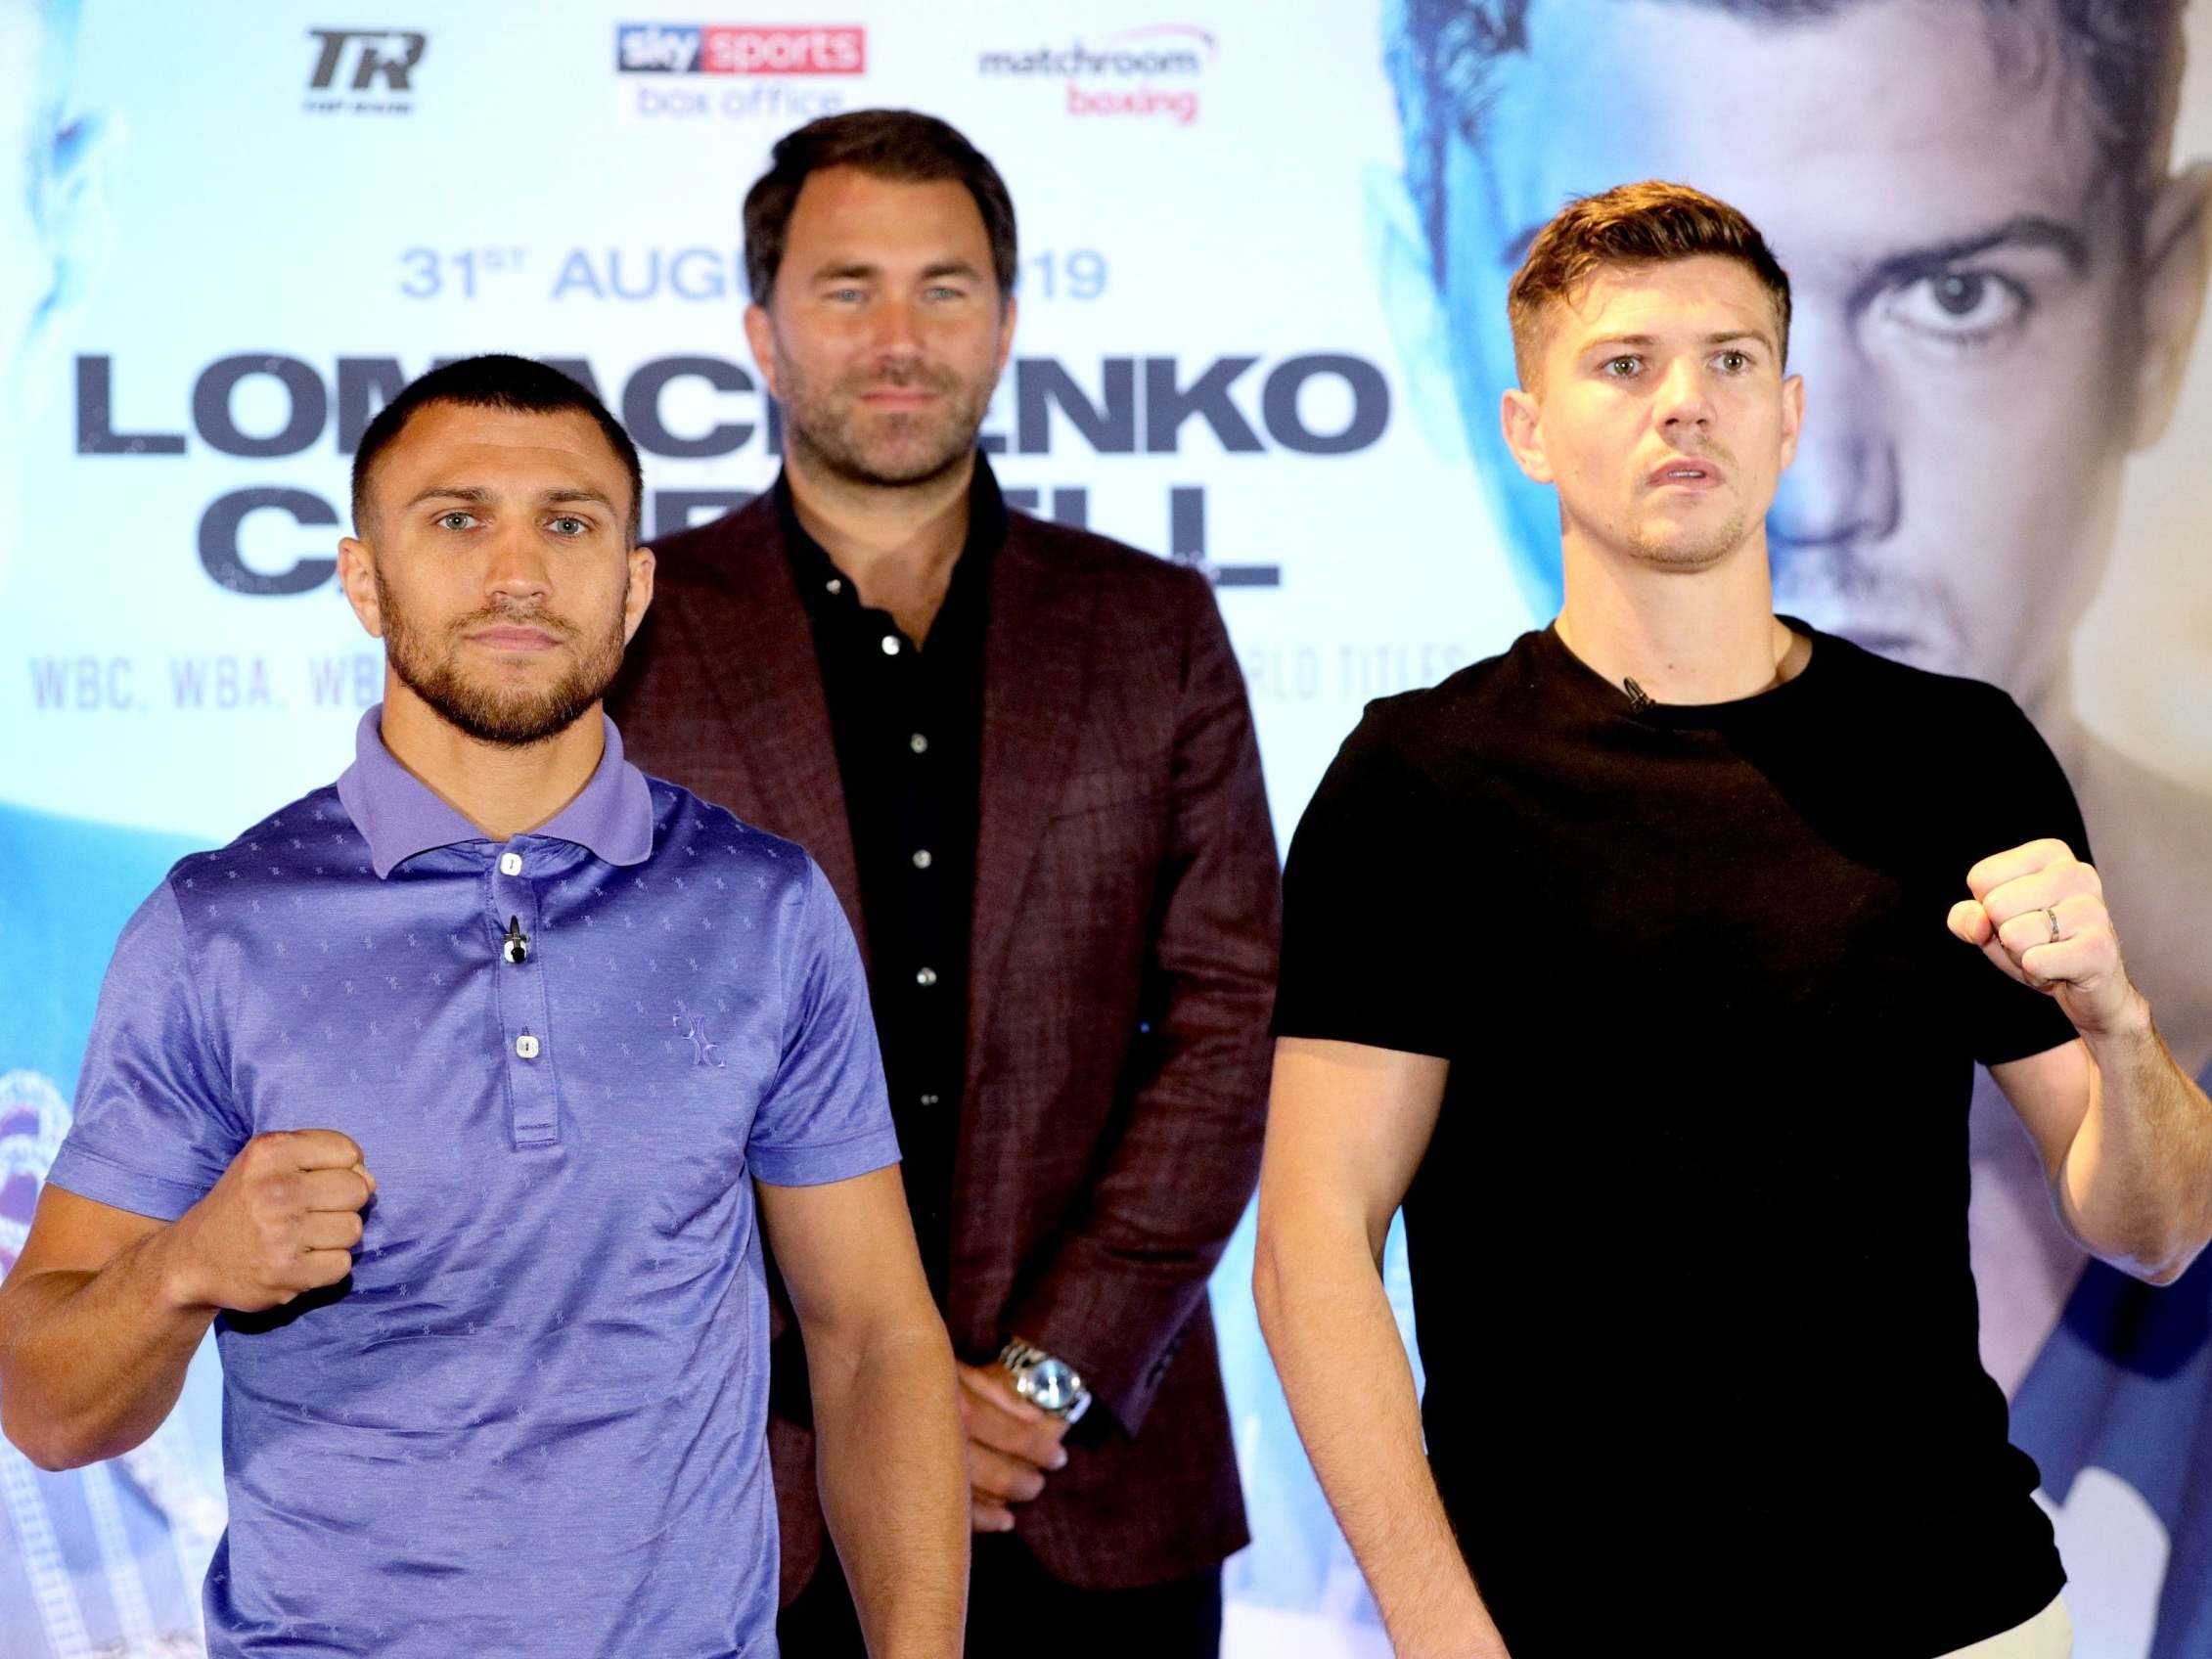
[1253,182,2212,1658]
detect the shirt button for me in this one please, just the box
[921,1094,940,1107]
[916,966,938,988]
[515,1034,541,1059]
[826,577,842,595]
[912,849,932,870]
[909,733,928,754]
[880,635,901,655]
[498,852,523,876]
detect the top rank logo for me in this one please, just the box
[616,24,866,75]
[304,27,427,114]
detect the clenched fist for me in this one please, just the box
[1947,838,2143,1036]
[165,1130,376,1314]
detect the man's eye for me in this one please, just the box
[1882,269,2031,349]
[548,516,589,537]
[436,511,478,531]
[1603,356,1642,378]
[1716,350,1750,373]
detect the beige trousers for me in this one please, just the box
[1936,1596,2073,1659]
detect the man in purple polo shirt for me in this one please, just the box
[0,354,969,1657]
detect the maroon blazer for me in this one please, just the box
[607,488,1280,1593]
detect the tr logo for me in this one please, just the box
[672,1002,726,1069]
[306,28,427,92]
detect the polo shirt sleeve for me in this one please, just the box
[1274,706,1462,1058]
[1961,689,2095,1069]
[45,879,249,1222]
[747,858,901,1187]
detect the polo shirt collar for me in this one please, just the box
[337,704,655,878]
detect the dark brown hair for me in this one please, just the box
[1507,180,1792,382]
[1386,2,2188,291]
[351,354,643,545]
[743,109,1017,304]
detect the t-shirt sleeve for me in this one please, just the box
[747,858,902,1187]
[1274,706,1462,1057]
[1960,690,2095,1069]
[45,880,249,1222]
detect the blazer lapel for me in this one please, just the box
[673,498,866,953]
[965,522,1097,1092]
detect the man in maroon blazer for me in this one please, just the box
[607,110,1279,1653]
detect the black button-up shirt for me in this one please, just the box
[777,461,1006,1299]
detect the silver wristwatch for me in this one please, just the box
[997,1339,1092,1423]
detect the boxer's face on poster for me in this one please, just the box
[0,2,107,599]
[746,166,1016,490]
[0,4,49,560]
[1410,0,2173,695]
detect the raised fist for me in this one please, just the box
[167,1130,376,1314]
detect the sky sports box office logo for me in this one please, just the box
[616,24,865,75]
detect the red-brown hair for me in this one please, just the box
[1508,181,1792,384]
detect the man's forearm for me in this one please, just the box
[1254,1222,1507,1659]
[2069,998,2212,1280]
[0,1225,213,1469]
[811,1317,969,1657]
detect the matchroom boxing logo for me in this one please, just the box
[977,24,1215,126]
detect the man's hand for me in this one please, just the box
[1948,838,2144,1037]
[162,1130,375,1314]
[955,1357,1069,1533]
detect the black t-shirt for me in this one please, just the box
[1276,624,2085,1657]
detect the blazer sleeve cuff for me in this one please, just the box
[1004,1250,1202,1438]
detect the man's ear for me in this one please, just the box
[2132,160,2212,451]
[623,545,656,644]
[13,111,119,386]
[1777,372,1806,474]
[743,302,780,402]
[1366,161,1471,470]
[1499,386,1553,484]
[338,537,385,640]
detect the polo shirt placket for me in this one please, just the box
[488,846,558,1148]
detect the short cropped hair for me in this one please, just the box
[1508,181,1792,383]
[743,108,1018,304]
[350,354,644,545]
[1385,0,2189,286]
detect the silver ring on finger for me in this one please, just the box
[2043,906,2062,943]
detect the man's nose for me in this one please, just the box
[484,527,552,602]
[1654,356,1713,434]
[1768,339,1898,560]
[870,297,924,357]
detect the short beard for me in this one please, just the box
[777,356,990,489]
[376,573,625,748]
[1628,508,1749,573]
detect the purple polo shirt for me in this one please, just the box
[49,707,899,1658]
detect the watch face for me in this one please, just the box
[1027,1358,1079,1412]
